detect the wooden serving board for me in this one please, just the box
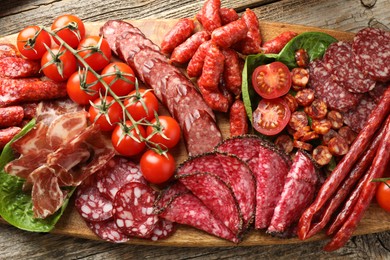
[1,19,390,247]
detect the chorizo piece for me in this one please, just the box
[0,126,21,149]
[327,110,343,130]
[0,106,24,127]
[282,94,298,113]
[261,31,298,54]
[199,0,222,33]
[298,87,390,240]
[222,48,242,96]
[312,145,332,166]
[160,18,195,54]
[0,57,40,78]
[295,89,315,107]
[295,49,309,68]
[220,7,239,25]
[304,99,328,120]
[274,134,294,154]
[338,126,357,145]
[327,136,349,156]
[187,40,212,78]
[293,140,313,151]
[198,43,225,91]
[311,119,331,135]
[291,68,309,89]
[233,8,262,55]
[289,111,308,131]
[211,19,248,49]
[229,99,248,137]
[170,31,210,64]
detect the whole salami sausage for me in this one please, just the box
[211,19,248,49]
[229,99,248,137]
[170,31,210,64]
[261,31,298,54]
[0,57,40,78]
[160,18,195,54]
[0,106,24,128]
[198,0,222,33]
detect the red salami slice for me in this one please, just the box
[352,27,390,82]
[177,172,242,236]
[148,219,176,241]
[154,182,190,214]
[267,151,318,235]
[96,156,146,201]
[323,41,376,93]
[342,94,377,133]
[132,47,168,82]
[87,220,129,243]
[369,81,389,103]
[113,182,158,238]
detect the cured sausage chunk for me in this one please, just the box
[229,99,248,136]
[0,126,21,149]
[0,106,24,127]
[261,31,298,54]
[219,8,239,25]
[233,8,261,55]
[211,19,248,49]
[342,94,377,133]
[113,182,158,238]
[198,0,222,33]
[198,43,225,91]
[171,31,210,64]
[87,220,129,243]
[268,151,318,234]
[0,57,40,78]
[187,40,212,78]
[160,18,195,54]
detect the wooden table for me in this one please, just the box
[1,0,389,258]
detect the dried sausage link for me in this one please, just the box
[312,145,332,166]
[0,126,21,149]
[198,43,225,91]
[187,41,212,78]
[170,31,210,64]
[291,68,309,88]
[198,81,230,112]
[0,57,41,78]
[311,119,332,135]
[160,18,195,54]
[327,110,344,130]
[222,49,242,96]
[199,0,222,33]
[282,94,298,113]
[229,99,248,137]
[295,89,315,106]
[261,31,298,54]
[274,134,294,154]
[338,126,357,145]
[304,99,328,120]
[211,19,248,49]
[220,7,239,25]
[233,8,262,54]
[0,106,24,128]
[328,136,349,156]
[295,49,309,68]
[289,111,308,131]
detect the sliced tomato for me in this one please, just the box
[252,98,291,136]
[251,61,292,99]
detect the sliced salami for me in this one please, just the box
[87,220,129,243]
[96,156,146,201]
[352,27,390,82]
[369,81,389,103]
[148,219,176,241]
[132,47,168,82]
[342,94,377,133]
[154,182,190,214]
[0,57,41,78]
[113,182,158,238]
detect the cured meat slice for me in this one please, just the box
[323,41,376,93]
[0,106,24,127]
[369,82,389,103]
[9,122,49,155]
[0,57,40,78]
[148,219,176,241]
[183,110,222,156]
[158,192,238,243]
[113,182,158,238]
[0,126,21,149]
[87,220,129,243]
[154,181,190,214]
[267,151,318,235]
[75,184,114,222]
[35,99,83,125]
[177,172,242,236]
[342,94,377,133]
[352,27,390,82]
[96,156,146,200]
[132,47,168,82]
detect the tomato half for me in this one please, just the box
[140,150,176,184]
[124,89,159,122]
[89,96,123,131]
[41,46,77,81]
[111,121,146,157]
[252,98,291,136]
[146,116,181,149]
[101,62,136,96]
[77,36,112,72]
[252,61,292,99]
[16,26,51,60]
[51,14,85,48]
[376,180,390,212]
[67,70,103,105]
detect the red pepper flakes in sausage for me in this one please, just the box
[289,111,308,131]
[311,119,331,135]
[230,99,248,137]
[274,134,294,154]
[0,106,24,128]
[312,145,332,166]
[291,68,309,88]
[338,126,357,145]
[328,136,349,156]
[0,126,21,149]
[0,57,41,78]
[170,31,210,64]
[160,18,195,54]
[261,31,298,54]
[295,49,309,68]
[222,48,242,96]
[211,19,248,49]
[295,89,315,107]
[87,220,129,243]
[199,0,222,33]
[233,8,262,55]
[327,110,344,130]
[198,43,225,91]
[304,99,328,120]
[293,140,313,151]
[282,94,298,113]
[187,40,212,78]
[220,7,239,25]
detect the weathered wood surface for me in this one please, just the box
[0,0,390,259]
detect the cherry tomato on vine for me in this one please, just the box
[41,46,77,81]
[51,14,85,48]
[89,96,123,131]
[101,62,136,96]
[140,150,176,184]
[124,89,159,122]
[252,61,292,99]
[376,180,390,212]
[112,121,146,157]
[77,36,112,72]
[252,98,291,136]
[67,70,103,105]
[16,25,51,60]
[146,116,181,149]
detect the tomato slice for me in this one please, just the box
[252,98,291,135]
[251,61,292,99]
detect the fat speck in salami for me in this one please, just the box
[87,220,129,243]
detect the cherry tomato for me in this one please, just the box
[376,180,390,212]
[124,89,159,122]
[252,61,292,99]
[16,26,51,60]
[77,36,112,72]
[101,62,136,96]
[112,121,146,157]
[41,46,77,81]
[252,98,291,136]
[89,96,123,131]
[51,14,85,48]
[67,70,103,105]
[140,150,176,184]
[146,116,181,149]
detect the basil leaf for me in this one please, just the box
[0,120,75,232]
[277,32,338,69]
